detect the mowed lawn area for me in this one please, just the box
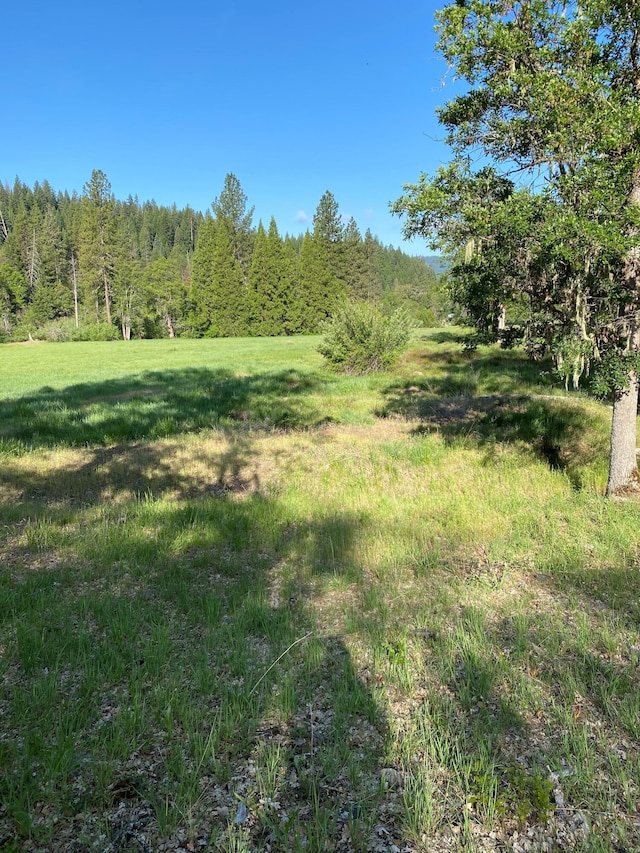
[0,332,638,852]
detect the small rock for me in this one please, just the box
[380,768,403,789]
[233,801,248,825]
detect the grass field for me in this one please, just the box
[0,331,638,852]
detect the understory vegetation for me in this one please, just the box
[0,331,638,852]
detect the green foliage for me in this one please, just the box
[79,170,117,323]
[504,766,554,825]
[210,172,255,276]
[74,322,121,342]
[0,263,27,333]
[468,763,553,826]
[392,6,640,383]
[247,219,292,336]
[317,302,412,374]
[392,0,640,493]
[0,176,437,342]
[591,351,640,399]
[207,223,246,337]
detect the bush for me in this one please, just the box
[71,322,121,342]
[8,319,122,343]
[34,318,78,342]
[318,302,413,374]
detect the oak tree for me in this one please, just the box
[393,0,640,496]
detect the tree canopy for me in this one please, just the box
[392,0,640,496]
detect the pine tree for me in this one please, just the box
[310,191,348,314]
[112,258,143,340]
[297,230,336,331]
[247,222,268,333]
[189,216,217,335]
[0,263,26,334]
[248,218,294,336]
[208,222,246,337]
[211,173,254,278]
[79,170,116,323]
[342,217,370,302]
[313,191,343,244]
[285,233,311,333]
[282,236,304,334]
[142,257,187,338]
[363,229,383,302]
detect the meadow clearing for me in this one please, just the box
[0,331,638,852]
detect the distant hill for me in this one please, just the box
[423,255,449,277]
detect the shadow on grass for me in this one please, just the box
[0,484,391,850]
[399,345,556,397]
[539,550,640,631]
[0,432,266,507]
[0,423,578,849]
[381,347,604,486]
[416,328,471,345]
[2,466,636,846]
[0,367,332,451]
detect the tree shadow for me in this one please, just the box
[2,344,635,848]
[393,346,556,399]
[0,450,397,850]
[2,452,634,847]
[0,432,266,510]
[538,551,640,631]
[380,351,603,486]
[0,367,332,451]
[416,328,471,345]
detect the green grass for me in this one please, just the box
[0,329,639,851]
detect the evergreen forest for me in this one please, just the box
[0,171,441,342]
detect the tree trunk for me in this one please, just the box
[607,154,640,496]
[71,254,79,328]
[166,314,175,338]
[606,371,639,496]
[497,303,506,331]
[104,272,112,324]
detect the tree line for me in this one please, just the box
[0,172,441,342]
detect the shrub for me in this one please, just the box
[34,318,78,342]
[71,322,121,342]
[318,302,413,374]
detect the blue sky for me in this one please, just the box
[3,1,457,251]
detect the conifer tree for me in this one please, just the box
[313,191,343,244]
[211,173,254,277]
[282,236,305,335]
[112,258,143,340]
[297,230,336,331]
[311,191,348,312]
[342,218,369,302]
[142,257,186,338]
[189,216,217,335]
[79,170,116,323]
[208,221,246,337]
[249,217,291,335]
[0,263,26,334]
[247,222,268,333]
[363,229,383,303]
